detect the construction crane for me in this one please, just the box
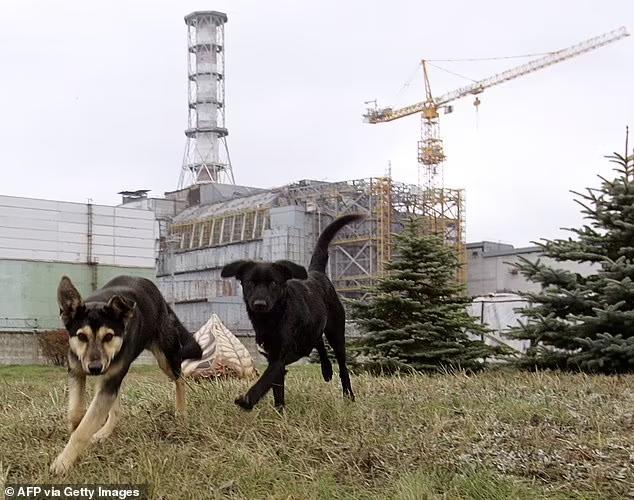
[364,26,629,188]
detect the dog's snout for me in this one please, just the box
[251,299,268,312]
[88,362,103,375]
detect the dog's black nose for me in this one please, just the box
[88,362,103,375]
[251,300,268,312]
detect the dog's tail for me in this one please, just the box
[168,305,203,360]
[309,214,365,273]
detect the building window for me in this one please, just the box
[201,221,212,247]
[211,218,222,245]
[233,214,244,242]
[191,223,202,249]
[169,209,270,250]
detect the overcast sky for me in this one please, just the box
[0,0,632,246]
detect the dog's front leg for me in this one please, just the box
[235,361,285,411]
[67,370,86,431]
[272,369,286,410]
[175,377,187,419]
[51,378,118,475]
[90,388,121,443]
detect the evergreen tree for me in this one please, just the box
[511,151,634,373]
[350,218,500,373]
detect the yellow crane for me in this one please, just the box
[364,26,629,188]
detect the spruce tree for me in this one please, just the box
[511,151,634,373]
[350,218,499,373]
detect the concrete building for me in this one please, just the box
[148,178,463,344]
[465,241,597,353]
[0,195,156,364]
[466,240,596,296]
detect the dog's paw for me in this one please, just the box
[90,429,113,444]
[234,395,254,411]
[50,454,72,475]
[321,363,333,382]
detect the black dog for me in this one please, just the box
[221,214,364,410]
[51,275,202,474]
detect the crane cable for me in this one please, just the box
[425,62,478,83]
[426,50,556,63]
[393,61,426,102]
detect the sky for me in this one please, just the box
[0,0,632,247]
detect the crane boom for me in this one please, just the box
[365,26,629,123]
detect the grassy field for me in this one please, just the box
[0,365,633,499]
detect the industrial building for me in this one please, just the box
[466,241,596,297]
[149,178,464,338]
[0,195,156,364]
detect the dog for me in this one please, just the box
[221,213,364,410]
[51,275,202,474]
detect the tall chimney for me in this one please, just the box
[179,11,234,188]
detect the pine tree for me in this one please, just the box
[511,150,634,373]
[350,218,500,373]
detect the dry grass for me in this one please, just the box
[0,365,633,499]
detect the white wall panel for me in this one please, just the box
[113,245,155,258]
[0,248,60,261]
[92,225,115,237]
[93,206,115,216]
[0,226,58,241]
[114,256,153,267]
[93,235,114,246]
[58,212,88,224]
[115,207,154,220]
[114,226,154,239]
[93,215,115,226]
[0,216,58,231]
[57,222,87,234]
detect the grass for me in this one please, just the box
[0,365,633,499]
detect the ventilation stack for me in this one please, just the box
[179,11,234,188]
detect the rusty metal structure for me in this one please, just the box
[280,178,465,296]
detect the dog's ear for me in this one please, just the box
[57,276,84,323]
[106,295,136,322]
[273,260,308,281]
[221,260,255,281]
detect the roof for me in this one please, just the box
[118,189,150,197]
[467,240,540,258]
[484,246,541,258]
[173,189,281,223]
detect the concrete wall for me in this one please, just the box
[0,332,156,365]
[467,242,597,296]
[0,332,44,364]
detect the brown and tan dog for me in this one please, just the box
[51,275,201,474]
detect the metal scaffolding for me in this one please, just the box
[282,178,466,297]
